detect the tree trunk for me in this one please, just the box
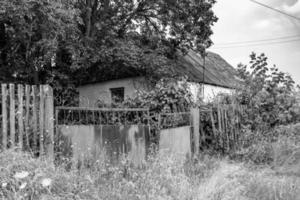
[85,0,92,37]
[34,70,39,85]
[0,23,6,47]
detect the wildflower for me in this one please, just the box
[41,178,52,187]
[14,171,29,179]
[20,182,27,190]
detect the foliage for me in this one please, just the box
[232,123,300,165]
[113,76,195,113]
[0,0,80,84]
[0,0,217,90]
[74,0,218,84]
[236,52,300,131]
[76,0,217,52]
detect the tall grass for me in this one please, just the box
[1,149,299,200]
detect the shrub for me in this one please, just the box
[232,124,300,165]
[236,52,300,131]
[97,76,194,113]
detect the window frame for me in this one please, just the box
[110,87,125,104]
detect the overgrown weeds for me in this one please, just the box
[232,123,300,167]
[1,148,300,200]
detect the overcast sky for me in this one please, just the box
[208,0,300,83]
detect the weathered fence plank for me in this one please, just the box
[191,107,200,155]
[44,85,54,159]
[39,85,45,156]
[32,86,38,152]
[1,84,8,150]
[217,105,222,133]
[210,109,216,139]
[9,84,15,148]
[225,109,230,151]
[17,85,24,149]
[25,85,30,149]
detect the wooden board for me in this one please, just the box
[17,85,24,149]
[1,84,8,150]
[9,84,15,148]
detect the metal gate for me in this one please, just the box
[55,107,150,166]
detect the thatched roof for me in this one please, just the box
[79,50,240,89]
[175,50,240,88]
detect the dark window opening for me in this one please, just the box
[110,87,125,104]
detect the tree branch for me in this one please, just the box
[117,1,148,37]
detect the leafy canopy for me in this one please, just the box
[236,52,299,130]
[0,0,79,84]
[1,0,217,87]
[74,0,217,83]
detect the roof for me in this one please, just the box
[175,50,240,88]
[79,50,240,89]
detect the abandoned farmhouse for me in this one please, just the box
[78,50,240,107]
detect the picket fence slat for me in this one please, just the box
[1,84,8,149]
[210,109,216,139]
[217,106,222,133]
[191,108,200,156]
[39,85,45,156]
[9,84,15,148]
[18,85,24,149]
[44,85,54,158]
[32,85,38,152]
[225,110,230,151]
[25,85,30,148]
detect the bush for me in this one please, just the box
[97,76,194,113]
[236,52,300,131]
[232,124,300,165]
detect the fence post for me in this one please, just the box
[1,84,8,150]
[25,85,30,149]
[17,85,24,150]
[39,85,45,156]
[32,86,38,152]
[191,107,200,156]
[44,85,54,160]
[9,84,15,148]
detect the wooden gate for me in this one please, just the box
[0,84,54,158]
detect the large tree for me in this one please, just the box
[0,0,217,86]
[0,0,79,84]
[77,0,216,50]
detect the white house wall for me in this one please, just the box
[78,77,235,107]
[203,84,234,102]
[188,82,234,103]
[188,82,202,103]
[78,77,147,107]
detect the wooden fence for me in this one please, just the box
[191,104,246,154]
[0,83,246,159]
[199,104,245,152]
[0,84,54,158]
